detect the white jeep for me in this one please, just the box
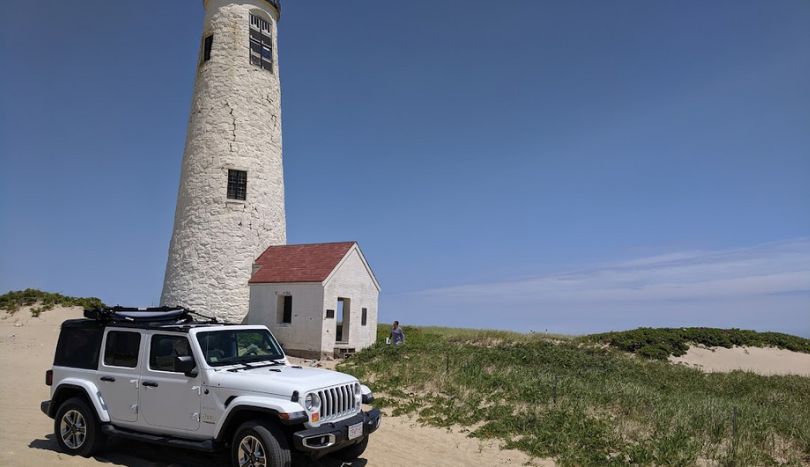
[41,307,380,466]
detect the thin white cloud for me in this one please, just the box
[413,238,810,304]
[386,238,810,335]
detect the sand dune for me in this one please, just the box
[670,345,810,376]
[0,306,540,466]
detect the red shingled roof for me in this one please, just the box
[249,242,356,283]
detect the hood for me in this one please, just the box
[208,365,358,397]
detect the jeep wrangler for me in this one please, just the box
[41,306,380,466]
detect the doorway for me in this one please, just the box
[335,297,350,343]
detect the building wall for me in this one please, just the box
[161,0,286,322]
[321,248,379,354]
[246,283,325,358]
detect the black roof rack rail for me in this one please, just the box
[83,306,218,325]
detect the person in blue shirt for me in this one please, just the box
[390,321,405,345]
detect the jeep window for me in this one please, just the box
[149,335,193,373]
[54,324,104,369]
[103,331,141,368]
[197,329,284,367]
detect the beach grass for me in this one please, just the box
[338,325,810,466]
[0,289,104,316]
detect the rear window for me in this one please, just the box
[103,331,141,368]
[54,325,104,370]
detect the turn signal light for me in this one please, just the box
[311,412,320,423]
[45,370,53,386]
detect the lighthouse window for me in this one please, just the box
[202,34,213,63]
[249,13,273,71]
[227,169,247,201]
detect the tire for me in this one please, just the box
[333,436,368,461]
[53,397,104,457]
[231,420,292,467]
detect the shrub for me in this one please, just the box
[588,327,810,359]
[0,288,105,316]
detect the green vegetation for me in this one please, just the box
[338,325,810,466]
[0,288,104,317]
[589,327,810,360]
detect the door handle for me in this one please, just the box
[142,381,159,388]
[100,376,116,383]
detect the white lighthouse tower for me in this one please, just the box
[161,0,286,322]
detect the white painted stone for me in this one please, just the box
[247,283,325,356]
[246,245,380,358]
[322,247,380,354]
[161,0,285,322]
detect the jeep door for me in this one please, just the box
[98,329,143,423]
[139,333,201,432]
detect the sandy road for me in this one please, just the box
[0,307,540,467]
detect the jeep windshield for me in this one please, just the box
[196,329,285,367]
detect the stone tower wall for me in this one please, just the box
[161,0,286,322]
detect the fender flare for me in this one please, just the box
[213,396,305,442]
[52,378,111,423]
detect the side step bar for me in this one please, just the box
[101,425,219,452]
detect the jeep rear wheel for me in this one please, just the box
[231,420,291,467]
[54,397,104,457]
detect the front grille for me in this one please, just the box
[318,383,358,421]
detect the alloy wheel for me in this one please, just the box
[237,434,267,467]
[60,409,87,449]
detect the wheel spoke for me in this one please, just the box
[238,438,252,466]
[60,409,88,449]
[237,434,268,467]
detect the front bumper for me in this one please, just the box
[292,408,381,458]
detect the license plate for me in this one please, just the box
[347,422,363,440]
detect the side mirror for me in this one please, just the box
[176,355,198,377]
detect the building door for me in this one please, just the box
[336,297,350,343]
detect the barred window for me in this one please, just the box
[202,34,213,63]
[249,13,273,72]
[227,169,247,201]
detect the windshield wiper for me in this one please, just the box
[247,359,285,368]
[226,359,285,372]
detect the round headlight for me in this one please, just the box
[354,383,361,396]
[304,393,320,411]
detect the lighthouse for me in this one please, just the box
[161,0,286,322]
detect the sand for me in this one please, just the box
[0,306,544,467]
[670,345,810,377]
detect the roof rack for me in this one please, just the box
[83,306,218,325]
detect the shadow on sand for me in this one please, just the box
[30,435,367,467]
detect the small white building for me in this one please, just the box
[246,241,380,358]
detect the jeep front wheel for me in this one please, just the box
[54,397,104,457]
[231,420,291,467]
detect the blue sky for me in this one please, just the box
[1,0,808,336]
